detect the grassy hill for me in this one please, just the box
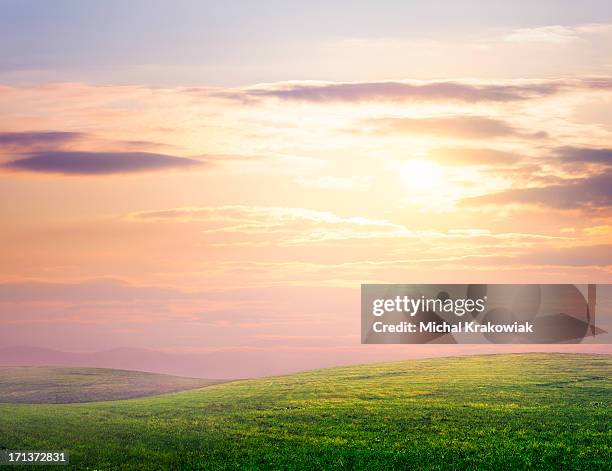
[0,367,221,403]
[0,354,610,469]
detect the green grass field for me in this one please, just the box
[0,353,610,470]
[0,367,221,403]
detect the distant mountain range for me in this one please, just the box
[1,345,416,379]
[0,346,254,379]
[1,345,610,379]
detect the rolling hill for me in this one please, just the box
[3,345,611,379]
[0,353,610,469]
[0,367,222,403]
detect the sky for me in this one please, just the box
[0,1,611,373]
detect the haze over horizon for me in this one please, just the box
[1,1,611,375]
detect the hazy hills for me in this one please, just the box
[0,366,220,403]
[2,344,611,379]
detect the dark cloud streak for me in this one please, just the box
[216,80,565,103]
[462,171,612,210]
[557,146,612,166]
[3,151,204,175]
[0,131,84,152]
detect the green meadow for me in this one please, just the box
[0,353,610,470]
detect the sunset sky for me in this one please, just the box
[1,1,611,370]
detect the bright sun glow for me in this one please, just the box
[399,159,445,192]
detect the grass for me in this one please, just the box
[0,353,610,470]
[0,367,221,403]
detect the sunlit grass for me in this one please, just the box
[0,353,609,470]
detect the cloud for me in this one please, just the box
[212,77,612,105]
[582,77,612,90]
[460,245,612,268]
[428,148,519,166]
[129,205,566,249]
[131,205,412,244]
[462,170,612,210]
[0,131,84,152]
[216,80,564,104]
[3,151,204,175]
[0,130,181,157]
[503,23,612,45]
[368,116,547,139]
[557,146,612,166]
[503,25,583,44]
[0,278,195,303]
[299,175,373,190]
[517,244,612,267]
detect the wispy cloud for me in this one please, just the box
[299,175,373,190]
[428,148,519,166]
[129,205,567,249]
[0,131,84,152]
[503,23,612,44]
[367,116,547,140]
[131,205,412,244]
[0,278,195,303]
[503,25,584,44]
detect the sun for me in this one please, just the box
[399,159,445,192]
